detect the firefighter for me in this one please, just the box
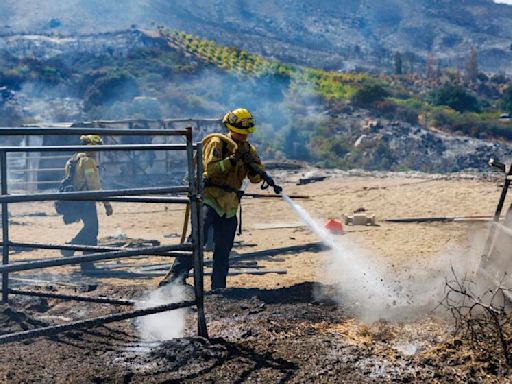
[61,135,113,272]
[161,108,282,289]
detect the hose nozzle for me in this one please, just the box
[250,165,282,195]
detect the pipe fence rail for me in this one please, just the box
[0,125,208,341]
[0,300,197,345]
[0,127,202,191]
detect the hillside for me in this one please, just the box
[1,29,512,172]
[1,1,512,73]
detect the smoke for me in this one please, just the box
[135,283,190,341]
[0,0,159,35]
[324,231,485,322]
[157,66,323,160]
[283,194,490,322]
[19,83,84,123]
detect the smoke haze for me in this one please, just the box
[135,284,190,341]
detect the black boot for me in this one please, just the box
[60,248,74,257]
[158,272,187,287]
[80,262,97,274]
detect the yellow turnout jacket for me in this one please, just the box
[65,152,102,191]
[202,133,263,218]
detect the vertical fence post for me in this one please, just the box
[1,150,9,302]
[195,142,207,337]
[185,127,208,338]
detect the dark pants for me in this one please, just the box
[71,202,98,270]
[171,204,237,289]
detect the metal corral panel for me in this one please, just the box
[481,222,512,288]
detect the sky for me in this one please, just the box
[494,0,512,4]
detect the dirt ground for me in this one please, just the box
[1,170,511,383]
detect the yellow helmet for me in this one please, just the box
[222,108,256,135]
[80,135,103,145]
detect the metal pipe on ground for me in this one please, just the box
[243,193,309,199]
[7,289,136,306]
[228,242,327,263]
[3,241,192,258]
[119,261,259,271]
[384,215,493,223]
[0,244,193,274]
[0,300,196,345]
[83,268,288,277]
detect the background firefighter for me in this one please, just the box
[61,134,113,272]
[162,108,282,289]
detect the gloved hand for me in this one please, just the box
[273,183,283,195]
[229,142,250,165]
[260,172,283,195]
[104,202,113,216]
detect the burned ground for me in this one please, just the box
[0,172,511,382]
[0,282,507,383]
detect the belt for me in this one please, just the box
[204,179,244,200]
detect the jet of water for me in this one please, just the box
[282,193,406,321]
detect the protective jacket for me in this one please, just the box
[65,153,101,191]
[202,133,263,218]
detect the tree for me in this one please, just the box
[283,127,310,160]
[430,84,480,113]
[394,51,402,75]
[83,71,140,111]
[501,85,512,113]
[402,52,417,74]
[425,52,436,81]
[464,47,478,83]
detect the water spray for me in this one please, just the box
[281,192,404,321]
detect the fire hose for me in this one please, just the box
[179,163,293,242]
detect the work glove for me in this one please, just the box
[272,183,283,195]
[229,142,250,165]
[260,172,283,195]
[104,202,114,216]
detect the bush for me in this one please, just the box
[501,85,512,113]
[429,85,480,113]
[0,70,25,90]
[83,71,140,111]
[490,73,508,84]
[375,100,419,125]
[351,83,389,107]
[430,106,512,141]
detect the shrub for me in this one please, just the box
[351,83,389,107]
[429,85,480,113]
[501,85,512,113]
[83,71,139,111]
